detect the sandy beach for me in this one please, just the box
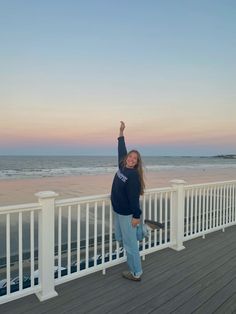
[1,167,236,206]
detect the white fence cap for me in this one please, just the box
[35,191,59,199]
[170,179,187,185]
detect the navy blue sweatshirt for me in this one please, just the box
[111,136,142,219]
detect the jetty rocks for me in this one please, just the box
[215,154,236,159]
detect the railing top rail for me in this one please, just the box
[55,186,175,207]
[56,193,111,206]
[184,179,236,189]
[144,187,175,194]
[0,202,41,215]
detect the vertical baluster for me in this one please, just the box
[58,206,62,278]
[194,189,198,234]
[154,193,157,246]
[219,186,223,226]
[226,185,229,225]
[233,185,236,222]
[209,187,212,229]
[202,188,205,235]
[67,205,71,275]
[170,191,173,243]
[198,188,201,233]
[229,185,232,223]
[230,185,233,223]
[213,186,216,228]
[77,204,81,271]
[94,202,98,267]
[164,192,168,243]
[186,189,189,236]
[230,184,233,222]
[18,212,23,291]
[85,203,89,269]
[6,213,11,295]
[206,188,209,230]
[190,189,193,235]
[142,195,146,250]
[209,187,213,229]
[109,201,113,261]
[159,193,163,245]
[116,240,120,259]
[233,184,236,222]
[229,185,231,223]
[115,203,120,259]
[30,211,35,287]
[216,186,219,227]
[148,194,152,219]
[223,185,226,225]
[101,201,105,269]
[148,194,152,248]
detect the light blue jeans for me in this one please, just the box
[114,213,143,277]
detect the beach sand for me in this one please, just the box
[0,167,236,206]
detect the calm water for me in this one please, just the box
[1,155,236,179]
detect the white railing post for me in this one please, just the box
[35,191,58,301]
[170,180,186,251]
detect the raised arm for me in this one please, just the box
[118,121,127,167]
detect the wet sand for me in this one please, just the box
[0,167,236,206]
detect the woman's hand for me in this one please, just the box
[120,121,125,131]
[131,218,140,228]
[119,121,125,137]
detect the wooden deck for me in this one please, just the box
[1,226,236,314]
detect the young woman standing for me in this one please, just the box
[111,121,145,281]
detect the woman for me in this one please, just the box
[111,121,145,281]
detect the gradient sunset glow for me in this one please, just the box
[1,1,235,156]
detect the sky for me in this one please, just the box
[0,0,235,156]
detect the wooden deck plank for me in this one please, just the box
[214,292,236,314]
[158,258,236,314]
[102,233,236,314]
[192,277,236,314]
[0,226,236,314]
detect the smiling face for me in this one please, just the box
[125,151,139,168]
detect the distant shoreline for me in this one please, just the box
[0,154,235,157]
[215,154,236,159]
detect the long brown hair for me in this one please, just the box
[123,150,145,195]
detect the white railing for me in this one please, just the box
[54,188,174,286]
[0,179,235,305]
[183,180,236,241]
[0,203,41,304]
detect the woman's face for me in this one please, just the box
[126,152,138,168]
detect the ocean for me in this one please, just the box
[1,155,236,180]
[0,155,236,263]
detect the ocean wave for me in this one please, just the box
[146,164,236,171]
[0,166,118,179]
[1,162,236,179]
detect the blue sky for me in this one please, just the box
[0,0,235,155]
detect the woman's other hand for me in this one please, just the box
[131,218,140,228]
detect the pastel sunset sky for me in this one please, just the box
[0,0,235,156]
